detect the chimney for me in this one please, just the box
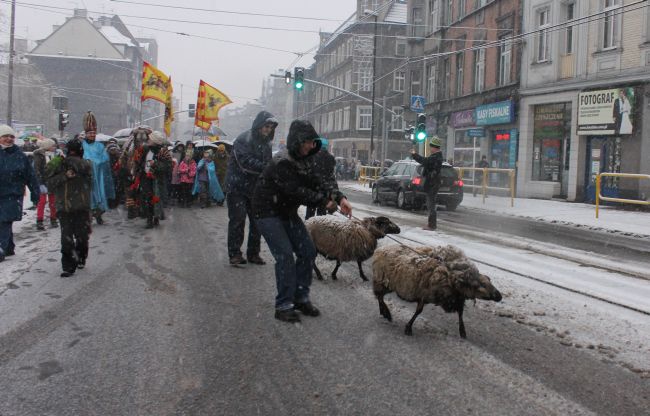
[73,9,88,18]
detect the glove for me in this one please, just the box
[39,185,48,194]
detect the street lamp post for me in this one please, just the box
[6,0,17,126]
[369,11,379,163]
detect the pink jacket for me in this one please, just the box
[178,160,197,184]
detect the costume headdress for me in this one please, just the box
[83,111,97,133]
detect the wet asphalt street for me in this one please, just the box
[0,204,648,415]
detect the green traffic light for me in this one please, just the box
[295,82,304,90]
[416,131,426,142]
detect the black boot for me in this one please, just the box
[146,218,154,229]
[36,220,45,231]
[50,218,59,228]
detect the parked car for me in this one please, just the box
[371,160,464,211]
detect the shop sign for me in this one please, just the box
[577,88,635,135]
[466,128,485,137]
[475,100,514,126]
[450,109,475,128]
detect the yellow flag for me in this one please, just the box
[195,80,232,126]
[164,79,174,137]
[141,61,171,104]
[194,119,211,131]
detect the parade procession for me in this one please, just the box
[1,1,649,415]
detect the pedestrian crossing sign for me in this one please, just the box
[410,95,426,112]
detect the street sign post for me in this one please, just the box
[410,95,426,112]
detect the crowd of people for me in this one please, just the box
[0,110,354,323]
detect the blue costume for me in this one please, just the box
[82,140,115,212]
[193,159,225,202]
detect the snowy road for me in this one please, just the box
[0,203,648,415]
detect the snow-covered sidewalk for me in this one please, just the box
[340,181,650,239]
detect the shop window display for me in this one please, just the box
[532,103,571,182]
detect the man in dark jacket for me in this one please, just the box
[305,137,337,219]
[411,136,443,230]
[253,120,352,323]
[47,139,93,277]
[0,125,40,262]
[225,110,278,265]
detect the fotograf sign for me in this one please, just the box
[578,88,635,135]
[475,100,514,126]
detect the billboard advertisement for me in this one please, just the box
[577,88,635,135]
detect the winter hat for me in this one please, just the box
[150,131,165,146]
[38,138,56,150]
[66,138,84,157]
[0,124,16,137]
[429,136,442,148]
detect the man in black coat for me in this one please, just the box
[305,137,337,219]
[225,111,277,265]
[252,120,352,323]
[411,136,443,230]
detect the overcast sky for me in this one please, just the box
[0,0,355,109]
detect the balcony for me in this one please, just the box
[559,54,576,79]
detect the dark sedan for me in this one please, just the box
[371,160,464,211]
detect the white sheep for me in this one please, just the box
[305,215,401,281]
[372,244,502,338]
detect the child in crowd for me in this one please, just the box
[193,150,224,208]
[178,153,196,208]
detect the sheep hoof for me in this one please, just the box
[380,311,392,322]
[331,274,338,280]
[404,327,413,336]
[360,275,369,282]
[459,330,467,339]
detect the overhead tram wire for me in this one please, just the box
[295,0,649,120]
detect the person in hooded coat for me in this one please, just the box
[304,137,338,219]
[0,125,40,263]
[225,110,278,266]
[47,139,93,277]
[33,138,59,230]
[252,120,353,323]
[139,131,172,229]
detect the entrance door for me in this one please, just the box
[584,137,620,202]
[560,136,570,198]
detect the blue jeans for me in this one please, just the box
[256,215,317,310]
[0,221,14,257]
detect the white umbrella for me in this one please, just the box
[192,141,219,149]
[113,128,133,138]
[95,133,113,142]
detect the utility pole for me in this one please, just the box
[369,12,379,163]
[6,0,17,126]
[381,95,387,168]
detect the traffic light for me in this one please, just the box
[58,111,69,131]
[404,126,414,142]
[188,104,195,118]
[415,113,427,142]
[294,67,304,91]
[285,71,292,85]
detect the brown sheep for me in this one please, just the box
[305,215,401,281]
[372,244,502,338]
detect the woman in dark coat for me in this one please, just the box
[252,120,352,323]
[0,125,40,262]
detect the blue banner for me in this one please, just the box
[467,128,485,137]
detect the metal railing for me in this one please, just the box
[456,167,517,207]
[595,173,650,218]
[358,166,382,187]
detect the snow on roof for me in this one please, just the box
[385,1,408,24]
[100,26,136,47]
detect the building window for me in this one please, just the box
[395,37,407,57]
[359,68,372,92]
[357,105,372,130]
[345,70,352,91]
[473,48,485,92]
[361,0,379,12]
[536,8,550,62]
[445,0,453,25]
[532,103,572,182]
[428,0,439,33]
[564,3,575,54]
[475,0,486,9]
[458,0,467,19]
[426,63,437,102]
[412,7,425,37]
[442,58,450,98]
[393,71,406,92]
[391,107,405,131]
[410,70,422,96]
[498,37,512,85]
[455,52,464,96]
[603,0,620,49]
[343,107,350,130]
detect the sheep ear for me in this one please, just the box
[368,225,385,238]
